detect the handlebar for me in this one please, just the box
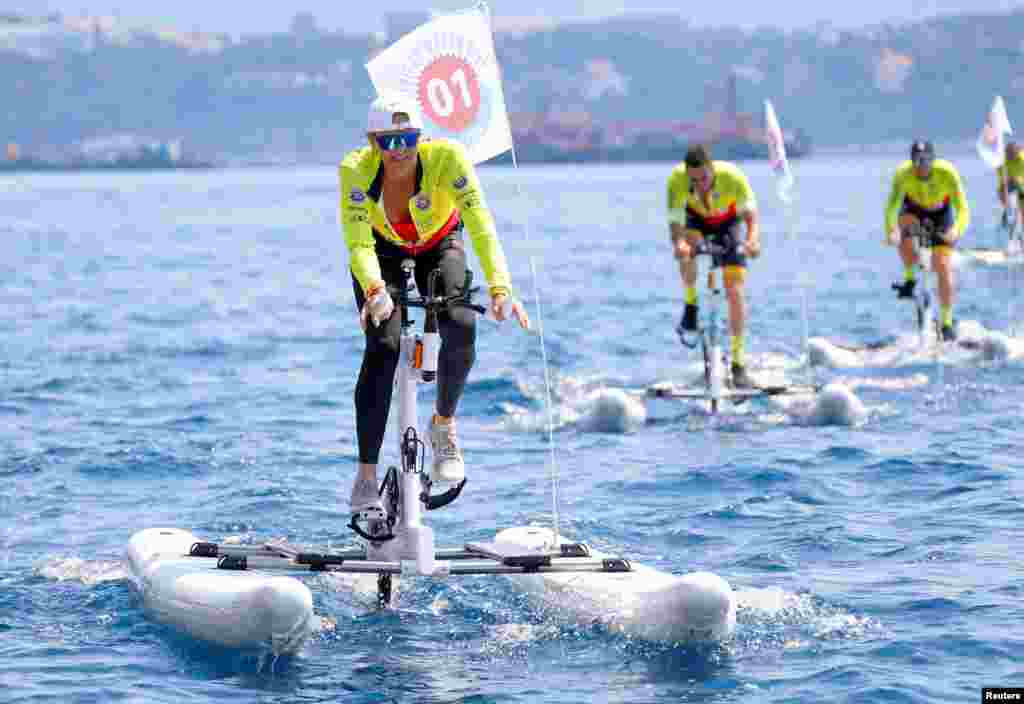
[903,221,948,249]
[390,260,488,319]
[905,221,930,241]
[690,241,732,258]
[687,233,741,260]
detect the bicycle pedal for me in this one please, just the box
[365,518,390,540]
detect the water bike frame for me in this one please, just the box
[338,261,634,604]
[892,222,939,347]
[348,260,482,548]
[677,240,734,413]
[1005,195,1022,252]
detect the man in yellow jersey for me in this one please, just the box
[884,140,970,342]
[998,141,1024,229]
[667,145,762,388]
[340,95,529,517]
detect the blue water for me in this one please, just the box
[2,154,1024,703]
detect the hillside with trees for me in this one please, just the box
[2,9,1022,162]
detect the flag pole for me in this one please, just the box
[977,96,1018,336]
[478,1,561,545]
[766,100,809,388]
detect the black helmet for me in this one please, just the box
[684,144,712,168]
[910,140,935,161]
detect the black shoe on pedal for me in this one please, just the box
[941,323,957,342]
[731,363,755,389]
[680,304,698,332]
[893,280,916,299]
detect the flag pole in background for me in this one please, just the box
[978,96,1013,237]
[765,100,794,207]
[366,2,562,545]
[976,95,1013,171]
[975,95,1018,334]
[977,96,1014,244]
[765,100,810,386]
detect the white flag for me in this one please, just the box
[366,3,512,164]
[765,100,794,203]
[976,95,1014,169]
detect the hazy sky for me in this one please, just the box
[13,0,1024,35]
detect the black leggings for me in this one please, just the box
[352,230,477,464]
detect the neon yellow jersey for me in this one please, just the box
[339,139,511,297]
[998,152,1024,191]
[666,160,757,226]
[884,159,970,238]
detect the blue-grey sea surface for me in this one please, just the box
[2,152,1022,703]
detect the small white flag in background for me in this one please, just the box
[366,3,512,165]
[765,99,794,203]
[977,95,1013,169]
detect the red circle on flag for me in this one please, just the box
[417,55,481,132]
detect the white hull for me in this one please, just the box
[127,528,315,654]
[127,525,735,649]
[958,245,1022,267]
[644,380,827,422]
[496,526,736,643]
[809,327,1015,368]
[645,380,759,420]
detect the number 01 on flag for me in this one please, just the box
[366,3,513,165]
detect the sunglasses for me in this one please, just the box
[374,132,420,151]
[912,155,934,167]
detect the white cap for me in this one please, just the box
[366,94,423,133]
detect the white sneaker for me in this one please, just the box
[349,477,384,516]
[429,417,465,483]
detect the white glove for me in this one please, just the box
[490,294,530,329]
[885,229,900,247]
[360,290,394,329]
